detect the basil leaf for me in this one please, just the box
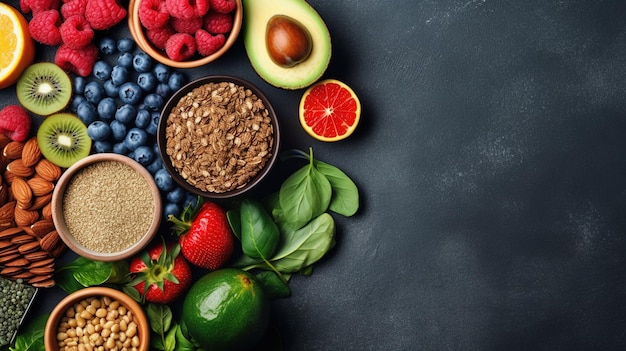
[164,323,177,351]
[279,163,332,229]
[255,271,291,299]
[54,269,85,294]
[270,213,335,273]
[174,324,196,351]
[240,199,279,260]
[226,208,242,241]
[73,260,116,287]
[146,304,172,335]
[314,160,359,217]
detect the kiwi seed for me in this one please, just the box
[17,62,72,116]
[37,113,91,168]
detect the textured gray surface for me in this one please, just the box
[8,0,626,350]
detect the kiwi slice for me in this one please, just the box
[37,113,91,168]
[17,62,72,116]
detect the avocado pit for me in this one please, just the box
[265,15,312,67]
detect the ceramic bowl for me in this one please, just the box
[127,0,243,68]
[44,287,150,351]
[51,153,162,261]
[157,75,280,199]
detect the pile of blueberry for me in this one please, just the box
[70,37,196,220]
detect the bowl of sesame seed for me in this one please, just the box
[51,153,162,262]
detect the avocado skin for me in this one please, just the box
[182,268,270,351]
[243,0,332,90]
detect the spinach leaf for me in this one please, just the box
[147,303,172,335]
[174,324,196,351]
[164,323,177,351]
[55,257,129,294]
[240,199,279,260]
[8,314,48,351]
[270,213,335,273]
[314,160,359,216]
[255,271,291,299]
[226,208,242,241]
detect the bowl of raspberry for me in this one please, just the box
[128,0,242,68]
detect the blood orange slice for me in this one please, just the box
[299,79,361,142]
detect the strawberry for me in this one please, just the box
[169,198,234,270]
[128,241,192,304]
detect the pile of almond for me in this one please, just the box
[0,135,65,288]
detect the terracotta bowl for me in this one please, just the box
[157,75,280,199]
[44,287,150,351]
[51,153,162,261]
[127,0,243,68]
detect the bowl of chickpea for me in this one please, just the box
[44,287,149,351]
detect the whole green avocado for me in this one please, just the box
[181,268,270,351]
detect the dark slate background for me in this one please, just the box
[5,0,626,350]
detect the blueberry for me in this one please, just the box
[145,112,160,135]
[73,76,86,94]
[117,52,133,68]
[135,109,151,129]
[70,95,86,113]
[111,65,129,86]
[92,61,112,81]
[109,120,127,141]
[76,101,97,125]
[113,142,130,155]
[97,97,117,121]
[166,186,186,204]
[103,79,119,98]
[83,81,105,104]
[182,193,199,210]
[93,140,113,153]
[168,71,185,91]
[155,83,172,98]
[146,157,163,174]
[118,82,143,105]
[153,63,170,83]
[154,168,174,192]
[115,104,137,124]
[99,37,116,56]
[132,53,153,73]
[117,38,135,53]
[133,145,154,165]
[143,93,164,111]
[124,127,148,151]
[87,120,112,141]
[163,202,181,219]
[137,72,157,92]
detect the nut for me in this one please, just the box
[28,193,53,211]
[25,251,50,262]
[0,253,20,264]
[29,218,56,239]
[39,229,60,252]
[34,159,62,182]
[11,177,32,209]
[6,159,34,178]
[14,206,39,227]
[27,176,54,196]
[10,233,35,245]
[18,241,41,254]
[4,257,30,267]
[21,137,42,167]
[0,201,16,222]
[3,141,24,159]
[31,278,55,288]
[28,257,54,268]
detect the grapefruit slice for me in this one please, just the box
[0,3,35,89]
[299,79,361,142]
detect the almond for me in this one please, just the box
[0,246,17,256]
[0,134,11,151]
[41,202,52,219]
[0,253,20,264]
[10,233,35,245]
[40,230,60,253]
[0,226,22,240]
[27,176,54,196]
[3,170,17,185]
[34,159,62,182]
[25,251,50,262]
[0,201,15,222]
[11,177,32,209]
[28,274,53,284]
[29,219,56,239]
[29,266,54,275]
[3,141,24,160]
[0,240,13,250]
[31,278,55,288]
[28,257,54,268]
[6,159,34,178]
[0,184,8,205]
[1,266,23,276]
[12,271,34,279]
[21,138,42,167]
[50,240,66,258]
[28,193,53,211]
[4,257,30,267]
[18,241,41,254]
[14,206,39,227]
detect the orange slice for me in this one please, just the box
[299,79,361,142]
[0,3,35,89]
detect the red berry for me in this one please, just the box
[146,25,175,50]
[55,43,98,77]
[203,11,232,34]
[29,9,62,46]
[195,29,225,56]
[208,0,235,14]
[171,15,203,34]
[0,105,31,142]
[84,0,127,30]
[165,32,197,61]
[165,0,209,19]
[138,0,170,30]
[20,0,61,16]
[59,15,94,49]
[60,0,87,19]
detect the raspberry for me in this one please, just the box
[165,32,197,61]
[203,11,232,34]
[165,0,209,19]
[171,15,203,34]
[138,0,170,30]
[60,0,87,19]
[146,25,175,50]
[194,29,224,56]
[0,105,31,142]
[84,0,127,30]
[60,15,94,49]
[20,0,61,15]
[208,0,235,14]
[28,9,62,46]
[55,43,98,77]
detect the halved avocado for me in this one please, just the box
[242,0,332,90]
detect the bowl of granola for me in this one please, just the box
[157,75,280,199]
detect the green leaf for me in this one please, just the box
[146,304,173,335]
[226,208,241,241]
[240,199,280,260]
[255,271,291,299]
[174,324,196,351]
[314,160,359,216]
[72,259,116,287]
[164,323,178,351]
[54,268,84,294]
